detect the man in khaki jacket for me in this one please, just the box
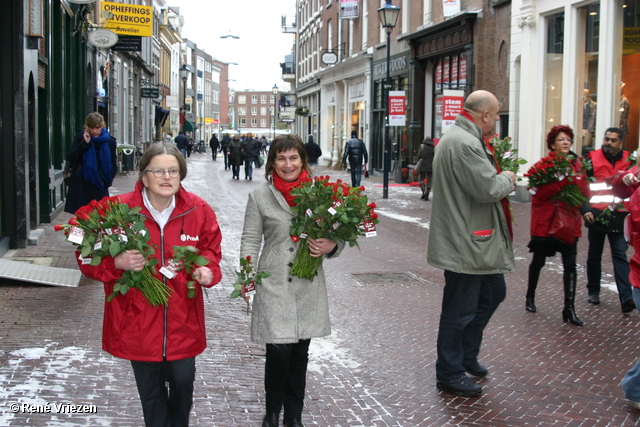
[427,90,516,397]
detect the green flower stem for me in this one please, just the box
[137,266,173,307]
[290,242,323,280]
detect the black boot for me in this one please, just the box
[424,188,431,201]
[562,272,584,326]
[262,412,280,427]
[526,264,541,312]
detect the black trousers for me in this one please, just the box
[130,357,196,427]
[265,339,311,419]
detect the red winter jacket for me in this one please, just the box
[529,153,591,238]
[613,166,640,289]
[77,181,222,362]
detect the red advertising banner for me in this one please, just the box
[435,60,442,91]
[459,53,467,86]
[451,55,458,89]
[443,57,450,89]
[441,90,465,134]
[388,91,406,126]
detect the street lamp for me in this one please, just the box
[272,84,279,140]
[179,64,190,133]
[378,0,400,199]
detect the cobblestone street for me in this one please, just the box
[2,152,640,426]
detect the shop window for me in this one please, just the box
[620,0,640,150]
[544,12,564,138]
[577,3,600,152]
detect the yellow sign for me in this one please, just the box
[623,28,640,50]
[205,118,213,124]
[102,2,152,37]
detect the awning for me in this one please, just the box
[183,120,195,132]
[155,106,170,127]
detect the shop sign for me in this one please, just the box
[111,35,142,52]
[441,90,464,134]
[102,1,153,37]
[88,29,118,49]
[205,118,214,124]
[623,28,640,50]
[388,91,406,126]
[340,0,359,19]
[141,87,159,98]
[443,0,461,18]
[348,77,366,103]
[322,51,339,65]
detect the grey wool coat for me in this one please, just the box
[240,181,345,344]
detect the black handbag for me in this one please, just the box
[63,160,79,185]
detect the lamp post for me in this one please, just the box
[179,64,190,133]
[378,0,400,199]
[272,84,279,140]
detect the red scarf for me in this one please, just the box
[460,111,514,241]
[272,169,310,207]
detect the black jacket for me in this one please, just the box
[241,138,261,160]
[342,138,368,165]
[305,141,323,163]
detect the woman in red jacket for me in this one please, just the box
[525,125,590,325]
[613,163,640,407]
[77,142,222,427]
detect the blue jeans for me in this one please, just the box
[244,159,254,179]
[179,148,187,158]
[436,271,507,382]
[622,287,640,401]
[349,162,363,187]
[586,228,633,304]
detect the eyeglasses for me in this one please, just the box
[146,169,180,178]
[604,137,619,143]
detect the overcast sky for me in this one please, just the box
[176,0,296,92]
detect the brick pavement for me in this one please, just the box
[1,153,640,426]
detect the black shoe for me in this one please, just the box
[436,376,482,397]
[588,293,600,304]
[464,362,488,378]
[562,308,584,326]
[283,418,304,427]
[262,412,279,427]
[526,297,537,313]
[249,176,252,180]
[622,299,636,314]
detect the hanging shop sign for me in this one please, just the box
[388,91,406,126]
[340,0,359,19]
[88,29,119,49]
[141,87,159,98]
[111,35,142,51]
[322,51,338,65]
[443,0,461,18]
[102,1,153,37]
[442,90,464,134]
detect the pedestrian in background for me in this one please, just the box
[209,134,220,161]
[186,135,194,157]
[260,135,269,155]
[415,137,434,201]
[342,131,368,187]
[240,134,344,427]
[613,162,640,409]
[241,132,261,180]
[304,134,322,173]
[524,125,590,325]
[76,142,222,427]
[581,127,635,313]
[427,90,516,397]
[175,131,188,157]
[64,112,117,214]
[221,133,231,170]
[228,135,243,180]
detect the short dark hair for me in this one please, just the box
[604,127,623,138]
[264,134,312,180]
[546,125,574,150]
[351,131,358,138]
[138,142,188,181]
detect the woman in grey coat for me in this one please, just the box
[240,134,344,427]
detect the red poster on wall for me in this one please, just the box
[459,53,467,86]
[435,60,442,91]
[443,57,450,89]
[442,90,465,134]
[388,91,406,126]
[451,55,459,89]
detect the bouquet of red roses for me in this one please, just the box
[524,151,588,207]
[288,176,379,280]
[55,196,172,306]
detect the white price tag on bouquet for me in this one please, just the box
[243,282,256,297]
[159,260,181,279]
[67,226,85,245]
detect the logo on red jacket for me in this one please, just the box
[180,234,200,242]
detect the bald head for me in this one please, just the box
[463,90,500,136]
